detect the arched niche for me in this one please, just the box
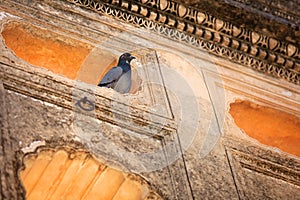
[1,21,141,94]
[229,100,300,157]
[20,146,162,200]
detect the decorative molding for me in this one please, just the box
[0,57,176,137]
[224,139,300,199]
[224,138,300,181]
[228,148,300,186]
[65,0,300,85]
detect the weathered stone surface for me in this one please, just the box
[0,0,299,199]
[0,83,25,200]
[185,141,239,199]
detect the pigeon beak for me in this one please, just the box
[130,55,136,60]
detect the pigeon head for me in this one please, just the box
[118,53,136,65]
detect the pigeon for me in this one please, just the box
[98,53,135,94]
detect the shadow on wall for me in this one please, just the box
[229,100,300,157]
[1,21,141,94]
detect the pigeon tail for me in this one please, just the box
[98,79,117,87]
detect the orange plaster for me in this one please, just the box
[20,150,152,200]
[113,179,146,200]
[1,21,141,92]
[1,22,91,79]
[28,150,68,200]
[83,168,125,199]
[229,100,300,157]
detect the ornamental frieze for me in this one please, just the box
[64,0,300,85]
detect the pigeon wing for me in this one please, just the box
[114,70,132,94]
[98,66,123,87]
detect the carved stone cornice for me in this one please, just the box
[65,0,300,85]
[184,0,300,41]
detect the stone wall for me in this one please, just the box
[0,0,299,199]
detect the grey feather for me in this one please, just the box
[99,66,123,88]
[98,53,135,94]
[114,70,132,93]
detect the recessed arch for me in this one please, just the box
[229,100,300,157]
[1,21,92,80]
[1,21,142,94]
[20,147,162,200]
